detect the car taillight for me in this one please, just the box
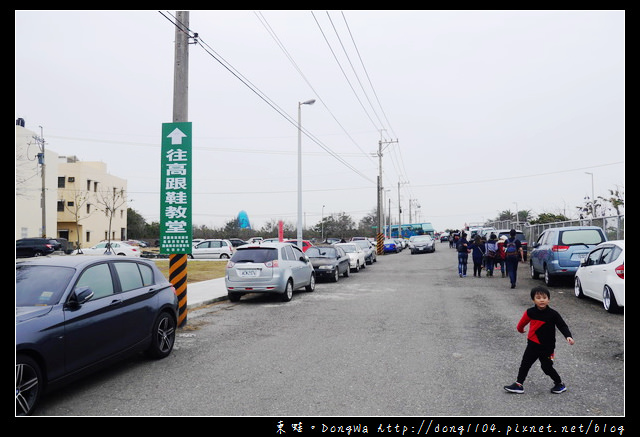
[615,263,624,279]
[45,244,53,249]
[551,245,570,252]
[265,260,279,268]
[227,261,235,268]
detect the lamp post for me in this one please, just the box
[513,202,518,229]
[585,172,595,216]
[297,99,315,249]
[321,204,325,242]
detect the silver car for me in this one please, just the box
[225,242,315,302]
[189,239,234,259]
[408,235,435,254]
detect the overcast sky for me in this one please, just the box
[15,10,625,233]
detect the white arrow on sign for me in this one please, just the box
[167,128,187,145]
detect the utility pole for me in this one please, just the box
[34,127,46,237]
[171,10,190,327]
[376,137,398,254]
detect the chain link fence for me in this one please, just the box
[488,215,624,246]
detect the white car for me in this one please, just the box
[574,240,624,313]
[189,239,234,259]
[335,243,366,272]
[79,241,141,257]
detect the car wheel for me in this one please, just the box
[281,280,293,302]
[220,254,230,259]
[305,274,316,292]
[543,267,554,286]
[228,293,241,302]
[117,253,126,256]
[33,251,43,257]
[145,311,176,359]
[574,277,584,298]
[603,285,622,313]
[331,269,339,282]
[16,354,43,416]
[352,262,360,272]
[343,266,350,277]
[530,262,539,279]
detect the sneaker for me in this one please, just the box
[504,382,524,393]
[551,383,566,394]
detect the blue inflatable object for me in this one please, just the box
[238,210,251,229]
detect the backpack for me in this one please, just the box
[486,242,497,258]
[505,238,518,256]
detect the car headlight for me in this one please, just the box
[318,265,333,270]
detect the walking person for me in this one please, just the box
[456,232,470,277]
[504,229,524,288]
[470,235,485,277]
[496,235,507,277]
[504,286,575,394]
[484,233,499,276]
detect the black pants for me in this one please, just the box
[516,342,561,385]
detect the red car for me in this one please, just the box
[284,239,314,252]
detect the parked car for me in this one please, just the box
[192,238,205,247]
[189,239,234,259]
[284,239,314,252]
[408,235,436,254]
[79,241,141,257]
[15,255,178,416]
[439,232,450,242]
[228,238,248,247]
[335,242,367,272]
[225,242,315,302]
[353,239,377,264]
[16,238,60,258]
[305,245,350,282]
[494,229,528,260]
[574,240,624,313]
[247,237,264,244]
[529,226,607,286]
[383,239,399,254]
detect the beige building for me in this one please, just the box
[16,121,129,249]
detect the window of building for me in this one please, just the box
[57,177,65,188]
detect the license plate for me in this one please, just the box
[240,269,258,277]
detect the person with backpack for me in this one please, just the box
[496,235,508,277]
[456,232,470,277]
[470,235,485,277]
[484,233,499,276]
[505,229,524,288]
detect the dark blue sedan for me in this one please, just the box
[15,256,178,416]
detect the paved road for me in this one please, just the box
[33,243,624,423]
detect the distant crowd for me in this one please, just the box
[450,229,524,288]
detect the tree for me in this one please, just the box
[64,190,93,251]
[530,212,569,224]
[95,186,127,253]
[127,208,147,239]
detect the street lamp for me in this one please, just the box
[297,99,315,249]
[513,202,518,229]
[321,204,325,242]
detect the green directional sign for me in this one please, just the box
[160,122,192,254]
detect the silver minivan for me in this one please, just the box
[225,242,315,302]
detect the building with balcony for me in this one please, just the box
[16,120,129,249]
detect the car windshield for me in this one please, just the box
[559,229,606,246]
[340,245,357,253]
[413,236,430,242]
[16,265,75,306]
[306,247,336,258]
[230,247,278,263]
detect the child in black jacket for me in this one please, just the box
[504,286,575,394]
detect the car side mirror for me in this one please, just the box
[66,286,94,309]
